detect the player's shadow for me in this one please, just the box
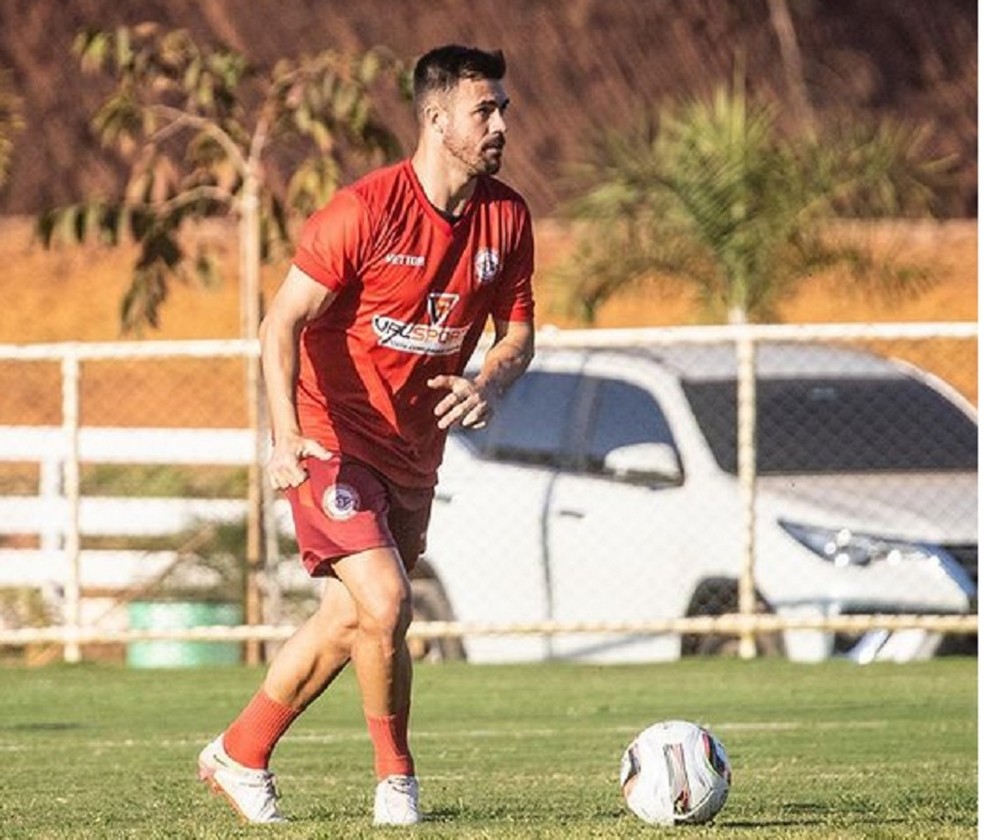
[416,806,465,823]
[2,721,83,731]
[723,801,909,829]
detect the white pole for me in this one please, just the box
[61,351,82,663]
[735,330,759,660]
[240,185,265,665]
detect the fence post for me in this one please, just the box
[261,409,283,660]
[735,330,759,660]
[240,185,265,666]
[61,350,82,663]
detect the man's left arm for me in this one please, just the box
[474,316,534,400]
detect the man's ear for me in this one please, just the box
[423,101,447,135]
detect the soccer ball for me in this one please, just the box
[619,719,732,826]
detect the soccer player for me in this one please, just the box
[197,44,535,825]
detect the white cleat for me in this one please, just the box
[197,735,287,824]
[373,774,421,826]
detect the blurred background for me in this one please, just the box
[0,0,975,339]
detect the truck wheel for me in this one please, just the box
[682,578,784,657]
[409,575,467,663]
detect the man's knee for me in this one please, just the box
[358,585,412,642]
[317,607,358,651]
[335,548,413,643]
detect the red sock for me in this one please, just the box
[223,690,301,770]
[366,706,414,779]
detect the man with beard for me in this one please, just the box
[198,45,535,825]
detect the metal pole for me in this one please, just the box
[735,330,759,660]
[61,351,82,663]
[240,184,265,666]
[261,425,283,660]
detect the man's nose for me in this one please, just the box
[490,109,507,135]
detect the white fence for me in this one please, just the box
[0,324,977,664]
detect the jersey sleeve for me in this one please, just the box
[292,189,373,292]
[491,201,536,322]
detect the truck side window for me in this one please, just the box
[584,378,677,473]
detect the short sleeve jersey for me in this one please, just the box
[291,159,535,488]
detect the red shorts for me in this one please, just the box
[283,455,434,577]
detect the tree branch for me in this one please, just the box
[149,104,249,175]
[140,184,234,217]
[767,0,815,133]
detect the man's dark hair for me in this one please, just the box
[412,45,506,111]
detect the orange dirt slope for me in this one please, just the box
[0,215,976,409]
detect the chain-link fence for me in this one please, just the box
[0,324,976,666]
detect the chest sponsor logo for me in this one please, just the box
[474,247,501,284]
[373,290,470,356]
[373,315,469,355]
[373,290,467,356]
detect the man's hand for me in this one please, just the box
[428,375,491,430]
[268,433,332,489]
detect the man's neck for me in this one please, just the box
[410,149,477,219]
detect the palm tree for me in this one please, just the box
[559,75,955,656]
[557,76,953,325]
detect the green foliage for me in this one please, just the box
[0,69,23,190]
[38,24,404,332]
[80,463,248,498]
[559,79,953,324]
[0,659,975,837]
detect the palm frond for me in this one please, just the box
[555,79,945,324]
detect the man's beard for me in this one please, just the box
[445,133,505,176]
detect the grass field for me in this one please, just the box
[0,658,976,839]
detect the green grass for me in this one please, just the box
[0,658,976,838]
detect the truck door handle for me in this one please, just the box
[556,508,585,519]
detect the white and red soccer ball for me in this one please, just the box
[620,719,732,826]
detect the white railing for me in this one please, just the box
[0,324,977,662]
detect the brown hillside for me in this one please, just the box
[0,0,976,217]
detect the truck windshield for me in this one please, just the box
[682,377,978,475]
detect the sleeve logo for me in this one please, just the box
[474,248,501,284]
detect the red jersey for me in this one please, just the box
[291,159,535,487]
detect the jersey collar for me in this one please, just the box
[404,159,481,235]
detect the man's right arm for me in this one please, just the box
[259,264,337,489]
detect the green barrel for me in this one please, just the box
[127,601,243,668]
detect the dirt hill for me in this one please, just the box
[0,0,976,217]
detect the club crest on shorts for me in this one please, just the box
[322,483,361,520]
[474,247,501,284]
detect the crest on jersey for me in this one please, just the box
[427,292,459,326]
[322,483,361,521]
[474,248,501,284]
